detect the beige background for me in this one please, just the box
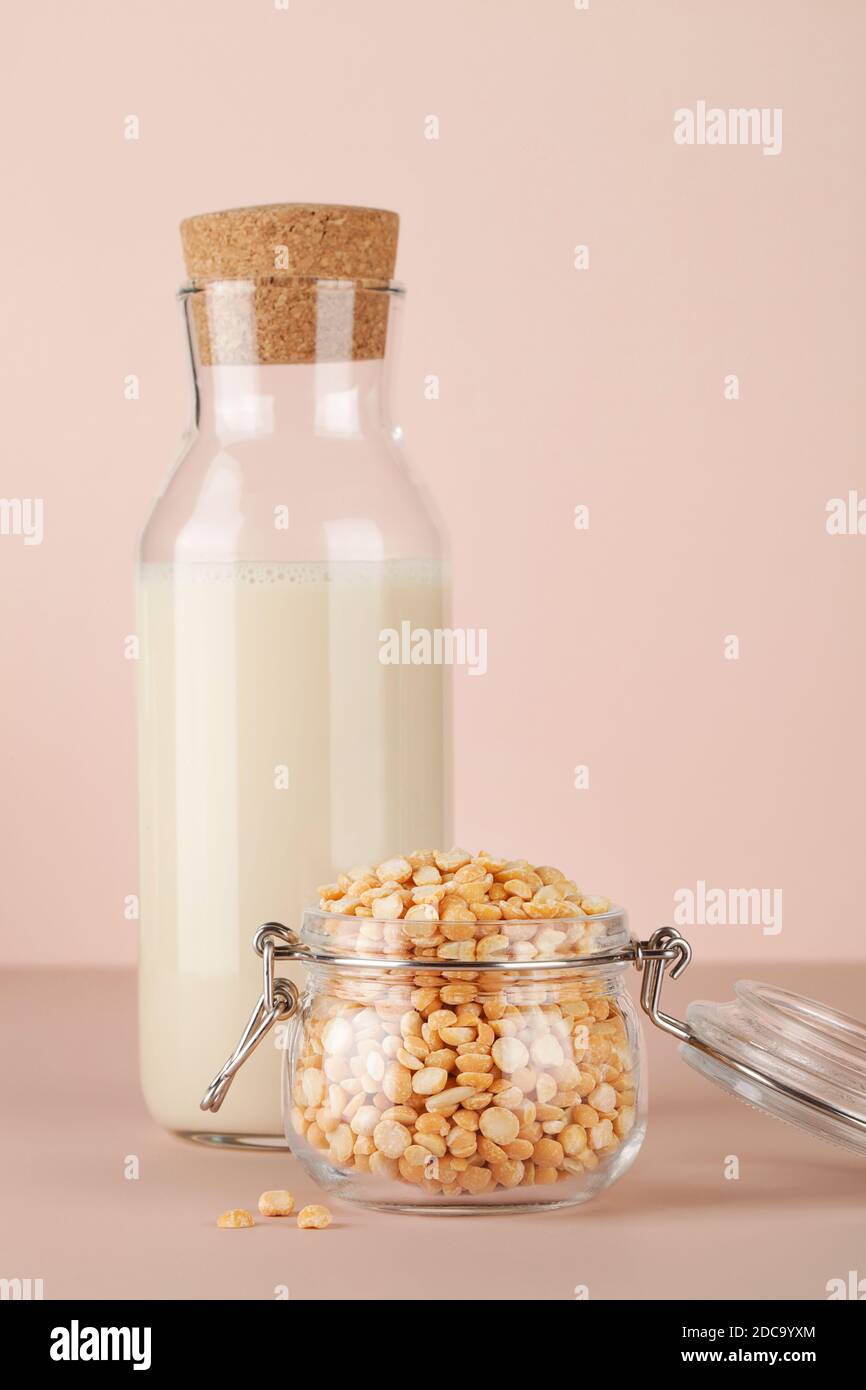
[1,0,865,968]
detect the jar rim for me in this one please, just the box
[300,904,630,970]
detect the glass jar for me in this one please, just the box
[137,206,451,1146]
[284,910,642,1211]
[204,915,866,1213]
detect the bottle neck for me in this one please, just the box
[192,359,389,445]
[182,278,401,446]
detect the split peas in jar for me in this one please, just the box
[289,849,637,1202]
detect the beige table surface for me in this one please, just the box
[1,964,863,1302]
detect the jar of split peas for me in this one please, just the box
[202,849,866,1213]
[279,906,643,1212]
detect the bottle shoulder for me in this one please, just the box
[140,428,445,565]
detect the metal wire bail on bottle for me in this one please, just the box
[200,925,302,1114]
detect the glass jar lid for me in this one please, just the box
[635,929,866,1157]
[679,980,866,1157]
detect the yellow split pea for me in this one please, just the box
[217,1209,255,1229]
[258,1190,295,1217]
[297,1204,332,1230]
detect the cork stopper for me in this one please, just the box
[180,203,399,366]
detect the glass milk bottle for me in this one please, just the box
[137,204,451,1145]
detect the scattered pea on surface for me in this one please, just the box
[297,1204,333,1229]
[217,1209,255,1228]
[257,1190,295,1217]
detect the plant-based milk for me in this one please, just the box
[137,559,449,1136]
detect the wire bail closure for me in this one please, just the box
[634,926,694,1041]
[200,924,302,1114]
[202,919,866,1152]
[200,921,694,1116]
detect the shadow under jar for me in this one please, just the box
[284,909,644,1212]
